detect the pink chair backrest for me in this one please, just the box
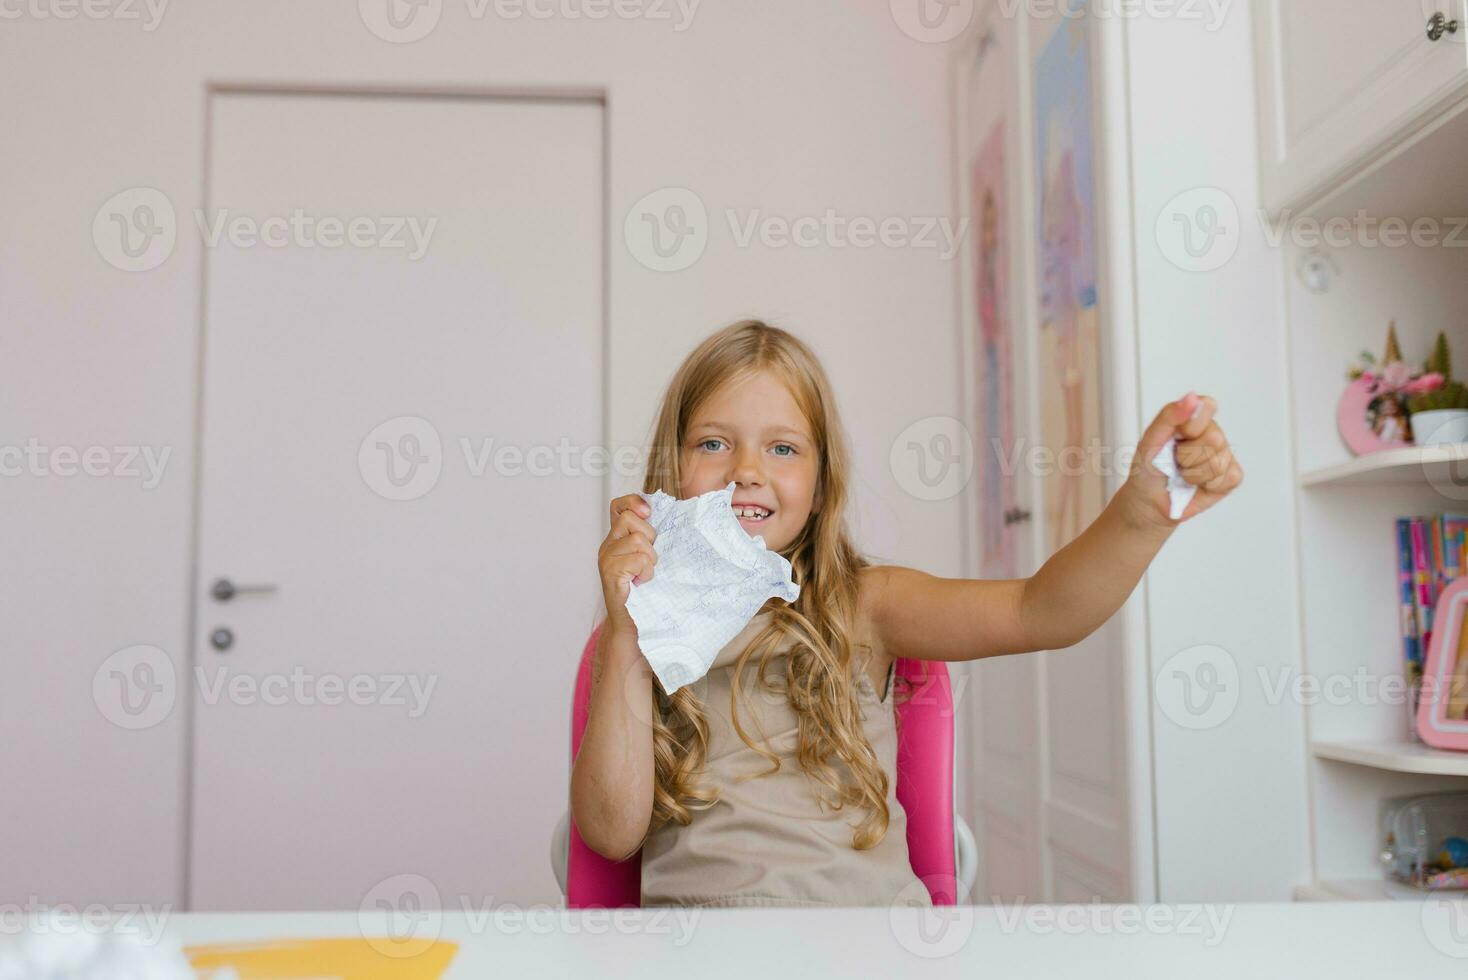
[567,622,957,907]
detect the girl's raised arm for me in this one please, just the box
[868,394,1241,663]
[864,565,1035,663]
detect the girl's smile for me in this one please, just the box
[732,500,775,527]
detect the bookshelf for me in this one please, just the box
[1293,877,1468,903]
[1311,739,1468,778]
[1299,444,1468,490]
[1280,112,1468,901]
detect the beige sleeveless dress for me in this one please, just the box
[639,610,933,908]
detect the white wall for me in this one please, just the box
[0,1,970,906]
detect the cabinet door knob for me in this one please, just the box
[1428,12,1460,41]
[1003,507,1032,527]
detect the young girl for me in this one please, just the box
[571,319,1242,909]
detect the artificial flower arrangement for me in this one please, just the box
[1406,332,1468,414]
[1340,323,1468,455]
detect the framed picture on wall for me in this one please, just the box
[1033,5,1105,556]
[953,11,1025,582]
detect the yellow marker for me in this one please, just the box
[184,937,459,979]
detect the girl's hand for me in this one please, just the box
[598,494,658,636]
[1122,392,1243,529]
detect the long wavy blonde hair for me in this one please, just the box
[639,319,905,850]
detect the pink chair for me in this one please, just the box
[553,622,977,908]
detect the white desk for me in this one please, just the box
[118,900,1468,977]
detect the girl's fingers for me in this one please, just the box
[606,533,656,558]
[1175,424,1235,469]
[609,493,650,525]
[619,552,657,588]
[630,553,656,586]
[603,535,657,573]
[611,511,657,544]
[1180,454,1239,491]
[608,495,656,542]
[601,495,657,603]
[1177,395,1217,440]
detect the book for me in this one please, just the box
[1395,518,1421,676]
[1411,519,1435,659]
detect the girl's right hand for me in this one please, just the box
[599,493,658,637]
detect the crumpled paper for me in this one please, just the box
[1150,399,1204,521]
[624,481,800,694]
[0,916,194,980]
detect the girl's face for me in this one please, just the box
[679,369,820,554]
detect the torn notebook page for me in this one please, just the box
[623,481,801,695]
[1150,399,1204,521]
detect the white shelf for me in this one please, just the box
[1294,878,1468,902]
[1299,444,1468,489]
[1312,738,1468,777]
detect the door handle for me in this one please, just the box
[1428,12,1460,41]
[211,577,278,602]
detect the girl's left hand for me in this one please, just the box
[1122,392,1243,529]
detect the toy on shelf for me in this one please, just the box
[1380,791,1468,891]
[1438,835,1468,869]
[1339,322,1441,454]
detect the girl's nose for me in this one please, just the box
[731,447,765,485]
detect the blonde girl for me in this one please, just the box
[571,319,1241,908]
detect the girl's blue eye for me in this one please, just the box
[696,438,798,456]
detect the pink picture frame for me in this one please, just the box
[1417,577,1468,750]
[1337,375,1414,455]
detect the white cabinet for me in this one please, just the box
[1253,0,1468,213]
[1255,7,1468,901]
